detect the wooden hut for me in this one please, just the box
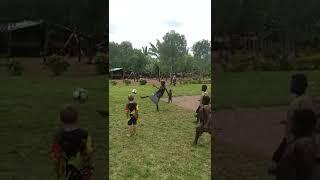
[110,68,124,79]
[0,20,45,57]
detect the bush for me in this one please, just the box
[46,55,70,76]
[123,79,131,86]
[111,81,117,86]
[293,55,320,70]
[139,79,147,85]
[6,59,23,76]
[95,53,108,74]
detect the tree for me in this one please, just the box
[192,40,211,79]
[152,30,188,81]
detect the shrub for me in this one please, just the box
[95,53,108,74]
[123,79,131,86]
[111,81,117,86]
[46,54,70,76]
[139,79,147,85]
[6,58,23,76]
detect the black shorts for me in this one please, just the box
[128,116,137,125]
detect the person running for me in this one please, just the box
[168,89,173,103]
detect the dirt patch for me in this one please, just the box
[168,95,286,158]
[163,95,200,112]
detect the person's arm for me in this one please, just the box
[125,104,129,119]
[153,84,160,89]
[135,104,139,119]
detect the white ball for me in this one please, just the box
[132,89,137,94]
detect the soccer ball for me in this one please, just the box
[73,88,88,104]
[132,89,137,94]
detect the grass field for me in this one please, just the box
[214,71,320,109]
[0,59,107,179]
[109,83,211,179]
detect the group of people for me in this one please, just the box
[269,73,320,180]
[124,80,213,145]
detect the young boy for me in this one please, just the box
[274,109,317,180]
[168,89,173,103]
[125,94,139,136]
[141,80,169,111]
[270,73,316,174]
[193,95,212,145]
[49,104,94,180]
[194,85,208,124]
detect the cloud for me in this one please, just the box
[165,20,183,28]
[109,0,211,48]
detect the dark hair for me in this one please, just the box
[202,95,210,105]
[290,74,308,95]
[60,105,78,124]
[161,80,166,86]
[128,94,134,101]
[202,85,208,92]
[292,109,316,138]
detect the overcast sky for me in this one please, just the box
[109,0,211,49]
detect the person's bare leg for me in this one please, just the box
[193,129,203,145]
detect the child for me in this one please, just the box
[141,80,169,111]
[274,109,317,180]
[194,85,208,123]
[168,89,173,103]
[193,95,212,145]
[49,104,94,180]
[270,73,316,174]
[125,94,139,136]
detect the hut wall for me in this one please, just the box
[9,24,45,57]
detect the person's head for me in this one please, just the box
[202,85,208,92]
[292,109,316,138]
[60,104,78,125]
[202,95,211,105]
[290,73,308,96]
[128,94,134,101]
[161,80,166,86]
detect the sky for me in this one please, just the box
[109,0,211,49]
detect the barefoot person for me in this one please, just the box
[194,85,208,123]
[141,80,169,111]
[125,94,139,136]
[270,73,316,174]
[193,95,212,145]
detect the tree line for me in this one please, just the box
[109,30,211,79]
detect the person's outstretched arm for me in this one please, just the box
[153,84,160,89]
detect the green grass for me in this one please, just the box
[215,71,320,108]
[109,84,211,179]
[0,72,107,179]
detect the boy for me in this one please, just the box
[274,109,317,180]
[194,85,208,124]
[49,104,94,180]
[193,95,212,145]
[270,73,316,174]
[125,94,139,136]
[141,80,169,111]
[168,89,173,103]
